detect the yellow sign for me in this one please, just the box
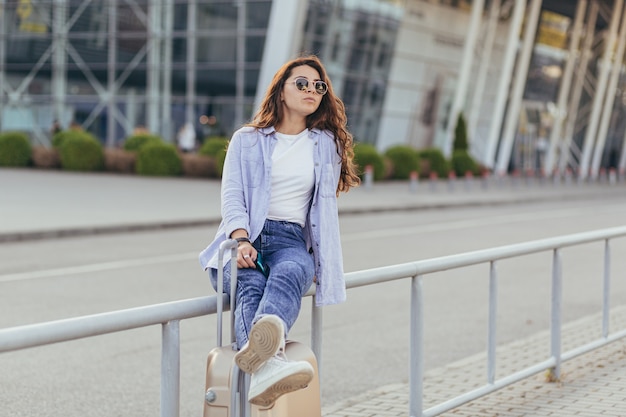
[17,0,48,33]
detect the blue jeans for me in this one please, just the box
[210,219,315,349]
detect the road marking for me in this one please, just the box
[0,253,198,283]
[2,204,624,283]
[341,206,623,242]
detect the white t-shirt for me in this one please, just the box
[267,129,315,227]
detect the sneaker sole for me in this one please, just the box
[249,367,314,408]
[234,316,283,374]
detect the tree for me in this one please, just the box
[453,113,468,151]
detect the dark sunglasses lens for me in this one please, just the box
[295,78,309,91]
[315,81,328,95]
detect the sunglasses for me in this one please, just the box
[292,77,328,95]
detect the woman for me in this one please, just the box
[199,55,360,407]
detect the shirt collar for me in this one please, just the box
[259,126,322,136]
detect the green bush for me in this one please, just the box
[123,133,163,152]
[136,143,182,176]
[453,113,469,151]
[451,150,479,177]
[417,147,449,178]
[199,136,229,177]
[52,128,91,149]
[199,136,229,156]
[353,142,385,181]
[384,145,420,180]
[59,131,104,172]
[0,131,32,167]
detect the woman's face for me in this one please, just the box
[281,65,325,119]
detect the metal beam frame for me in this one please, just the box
[579,0,624,180]
[484,0,526,170]
[544,0,587,176]
[443,0,485,158]
[559,0,599,174]
[162,0,174,141]
[235,0,247,128]
[106,0,118,147]
[590,5,626,178]
[147,1,162,135]
[185,0,197,126]
[496,0,544,175]
[469,0,501,151]
[52,0,68,127]
[0,0,6,132]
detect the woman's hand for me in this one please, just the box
[237,242,257,269]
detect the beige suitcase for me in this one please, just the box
[203,240,321,417]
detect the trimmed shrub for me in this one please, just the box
[123,133,162,152]
[417,147,449,179]
[453,113,469,151]
[181,153,216,178]
[52,129,85,149]
[32,146,60,169]
[199,136,229,177]
[384,145,420,180]
[136,143,182,176]
[59,131,105,172]
[104,148,136,174]
[451,149,479,177]
[199,136,229,156]
[353,142,385,181]
[0,131,32,167]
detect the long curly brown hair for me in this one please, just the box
[248,55,360,195]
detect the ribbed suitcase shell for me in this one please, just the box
[203,239,321,417]
[203,340,320,417]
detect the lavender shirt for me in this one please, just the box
[198,126,346,306]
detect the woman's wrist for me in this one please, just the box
[235,236,251,246]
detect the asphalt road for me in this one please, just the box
[2,197,626,416]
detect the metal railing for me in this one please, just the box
[2,226,626,417]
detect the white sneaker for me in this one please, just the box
[235,315,284,374]
[248,354,314,407]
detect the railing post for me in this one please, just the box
[603,239,611,338]
[409,275,424,417]
[161,320,180,417]
[550,249,562,380]
[487,261,498,384]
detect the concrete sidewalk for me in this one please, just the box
[323,306,626,417]
[1,167,624,242]
[2,168,626,416]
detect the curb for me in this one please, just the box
[1,188,622,243]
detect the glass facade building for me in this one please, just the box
[1,0,626,178]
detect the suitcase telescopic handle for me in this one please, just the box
[216,239,239,348]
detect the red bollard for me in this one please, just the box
[448,171,456,191]
[429,171,438,191]
[409,170,419,193]
[464,171,473,191]
[609,168,617,185]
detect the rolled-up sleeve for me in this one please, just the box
[220,132,250,239]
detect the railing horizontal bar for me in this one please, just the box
[341,226,626,290]
[423,358,556,417]
[5,226,626,353]
[561,328,626,362]
[0,295,223,353]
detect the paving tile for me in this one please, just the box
[323,306,626,417]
